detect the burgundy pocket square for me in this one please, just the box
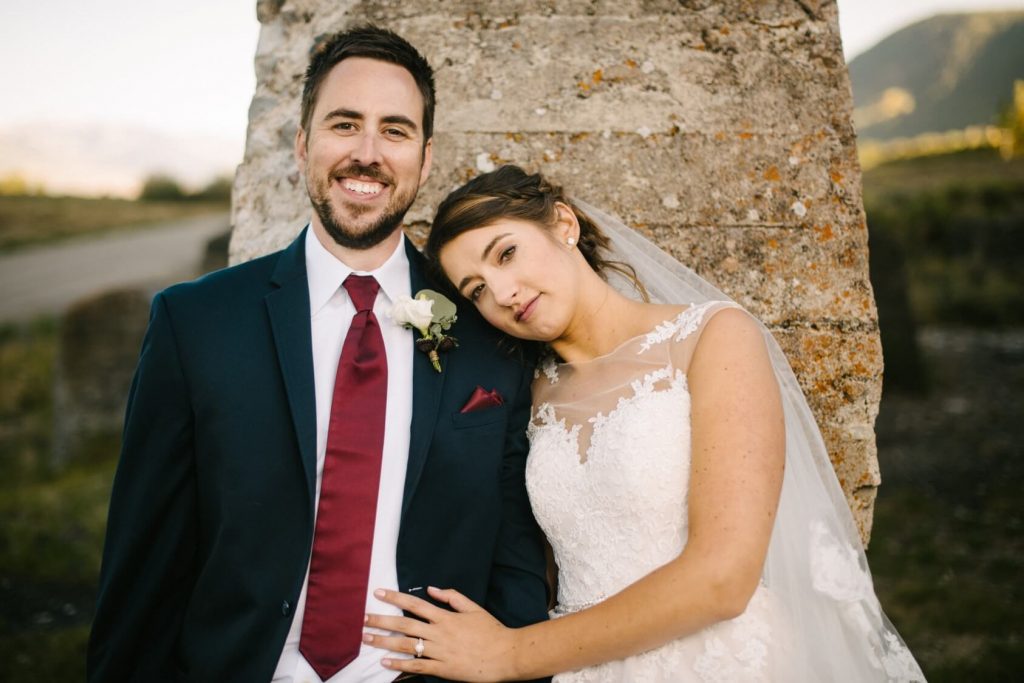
[460,386,504,413]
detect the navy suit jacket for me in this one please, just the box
[87,231,550,682]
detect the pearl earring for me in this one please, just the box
[567,237,576,247]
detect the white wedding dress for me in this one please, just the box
[525,300,924,682]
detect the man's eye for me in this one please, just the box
[470,284,485,302]
[384,128,408,138]
[333,122,356,131]
[499,246,516,262]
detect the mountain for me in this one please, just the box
[0,122,242,198]
[848,11,1024,141]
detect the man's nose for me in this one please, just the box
[351,131,383,166]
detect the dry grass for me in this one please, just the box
[0,195,228,251]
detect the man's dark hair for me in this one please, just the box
[300,25,436,143]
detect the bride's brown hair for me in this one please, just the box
[425,165,648,300]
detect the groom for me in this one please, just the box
[87,26,550,683]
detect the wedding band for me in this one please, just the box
[414,637,425,658]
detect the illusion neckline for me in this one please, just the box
[551,303,696,369]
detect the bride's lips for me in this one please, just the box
[515,295,539,323]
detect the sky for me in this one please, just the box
[0,0,1020,195]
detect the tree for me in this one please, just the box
[138,174,186,201]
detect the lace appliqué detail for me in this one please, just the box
[639,301,718,352]
[692,600,772,682]
[534,356,560,384]
[585,368,675,462]
[881,632,926,682]
[809,520,873,602]
[530,402,580,447]
[808,522,925,681]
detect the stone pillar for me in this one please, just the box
[233,0,881,542]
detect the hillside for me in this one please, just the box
[849,11,1024,140]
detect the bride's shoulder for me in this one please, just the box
[635,300,744,349]
[687,305,770,374]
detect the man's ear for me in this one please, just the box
[418,138,433,187]
[294,126,308,168]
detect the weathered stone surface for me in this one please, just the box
[233,0,883,542]
[52,289,150,468]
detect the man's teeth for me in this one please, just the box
[342,179,384,195]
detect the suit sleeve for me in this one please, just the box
[484,359,552,636]
[87,292,198,682]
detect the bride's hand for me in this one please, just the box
[364,586,521,681]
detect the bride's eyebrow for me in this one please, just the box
[456,232,513,293]
[481,233,512,261]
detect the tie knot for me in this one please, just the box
[343,274,380,312]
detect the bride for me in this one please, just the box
[364,165,924,682]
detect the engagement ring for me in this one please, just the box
[414,637,425,658]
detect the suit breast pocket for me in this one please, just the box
[450,405,508,431]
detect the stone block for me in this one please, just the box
[232,0,883,541]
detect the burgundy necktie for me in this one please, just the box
[300,274,388,679]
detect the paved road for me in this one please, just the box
[0,213,229,323]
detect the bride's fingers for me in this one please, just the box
[381,655,441,677]
[373,588,447,622]
[363,613,428,636]
[362,632,428,657]
[426,586,480,613]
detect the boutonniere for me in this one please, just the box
[389,289,458,372]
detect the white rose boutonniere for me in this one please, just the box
[389,289,458,372]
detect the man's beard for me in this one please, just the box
[308,164,419,250]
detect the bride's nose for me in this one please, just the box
[490,274,519,307]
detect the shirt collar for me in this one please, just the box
[305,225,411,316]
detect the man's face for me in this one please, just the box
[295,57,432,250]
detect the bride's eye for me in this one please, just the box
[470,283,485,301]
[499,245,516,263]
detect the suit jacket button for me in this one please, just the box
[282,600,291,616]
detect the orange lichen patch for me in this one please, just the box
[592,69,603,84]
[767,238,779,249]
[830,170,844,183]
[505,132,524,142]
[738,132,754,140]
[814,224,834,241]
[570,132,590,143]
[763,166,781,181]
[714,131,727,141]
[512,41,521,49]
[719,24,731,35]
[577,81,591,92]
[625,58,638,68]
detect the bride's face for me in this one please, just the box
[439,216,581,341]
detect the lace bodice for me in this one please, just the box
[524,301,924,682]
[526,302,723,611]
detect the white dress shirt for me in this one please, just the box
[272,227,414,683]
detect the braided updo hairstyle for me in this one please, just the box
[425,165,648,301]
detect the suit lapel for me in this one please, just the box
[265,229,318,501]
[402,240,446,520]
